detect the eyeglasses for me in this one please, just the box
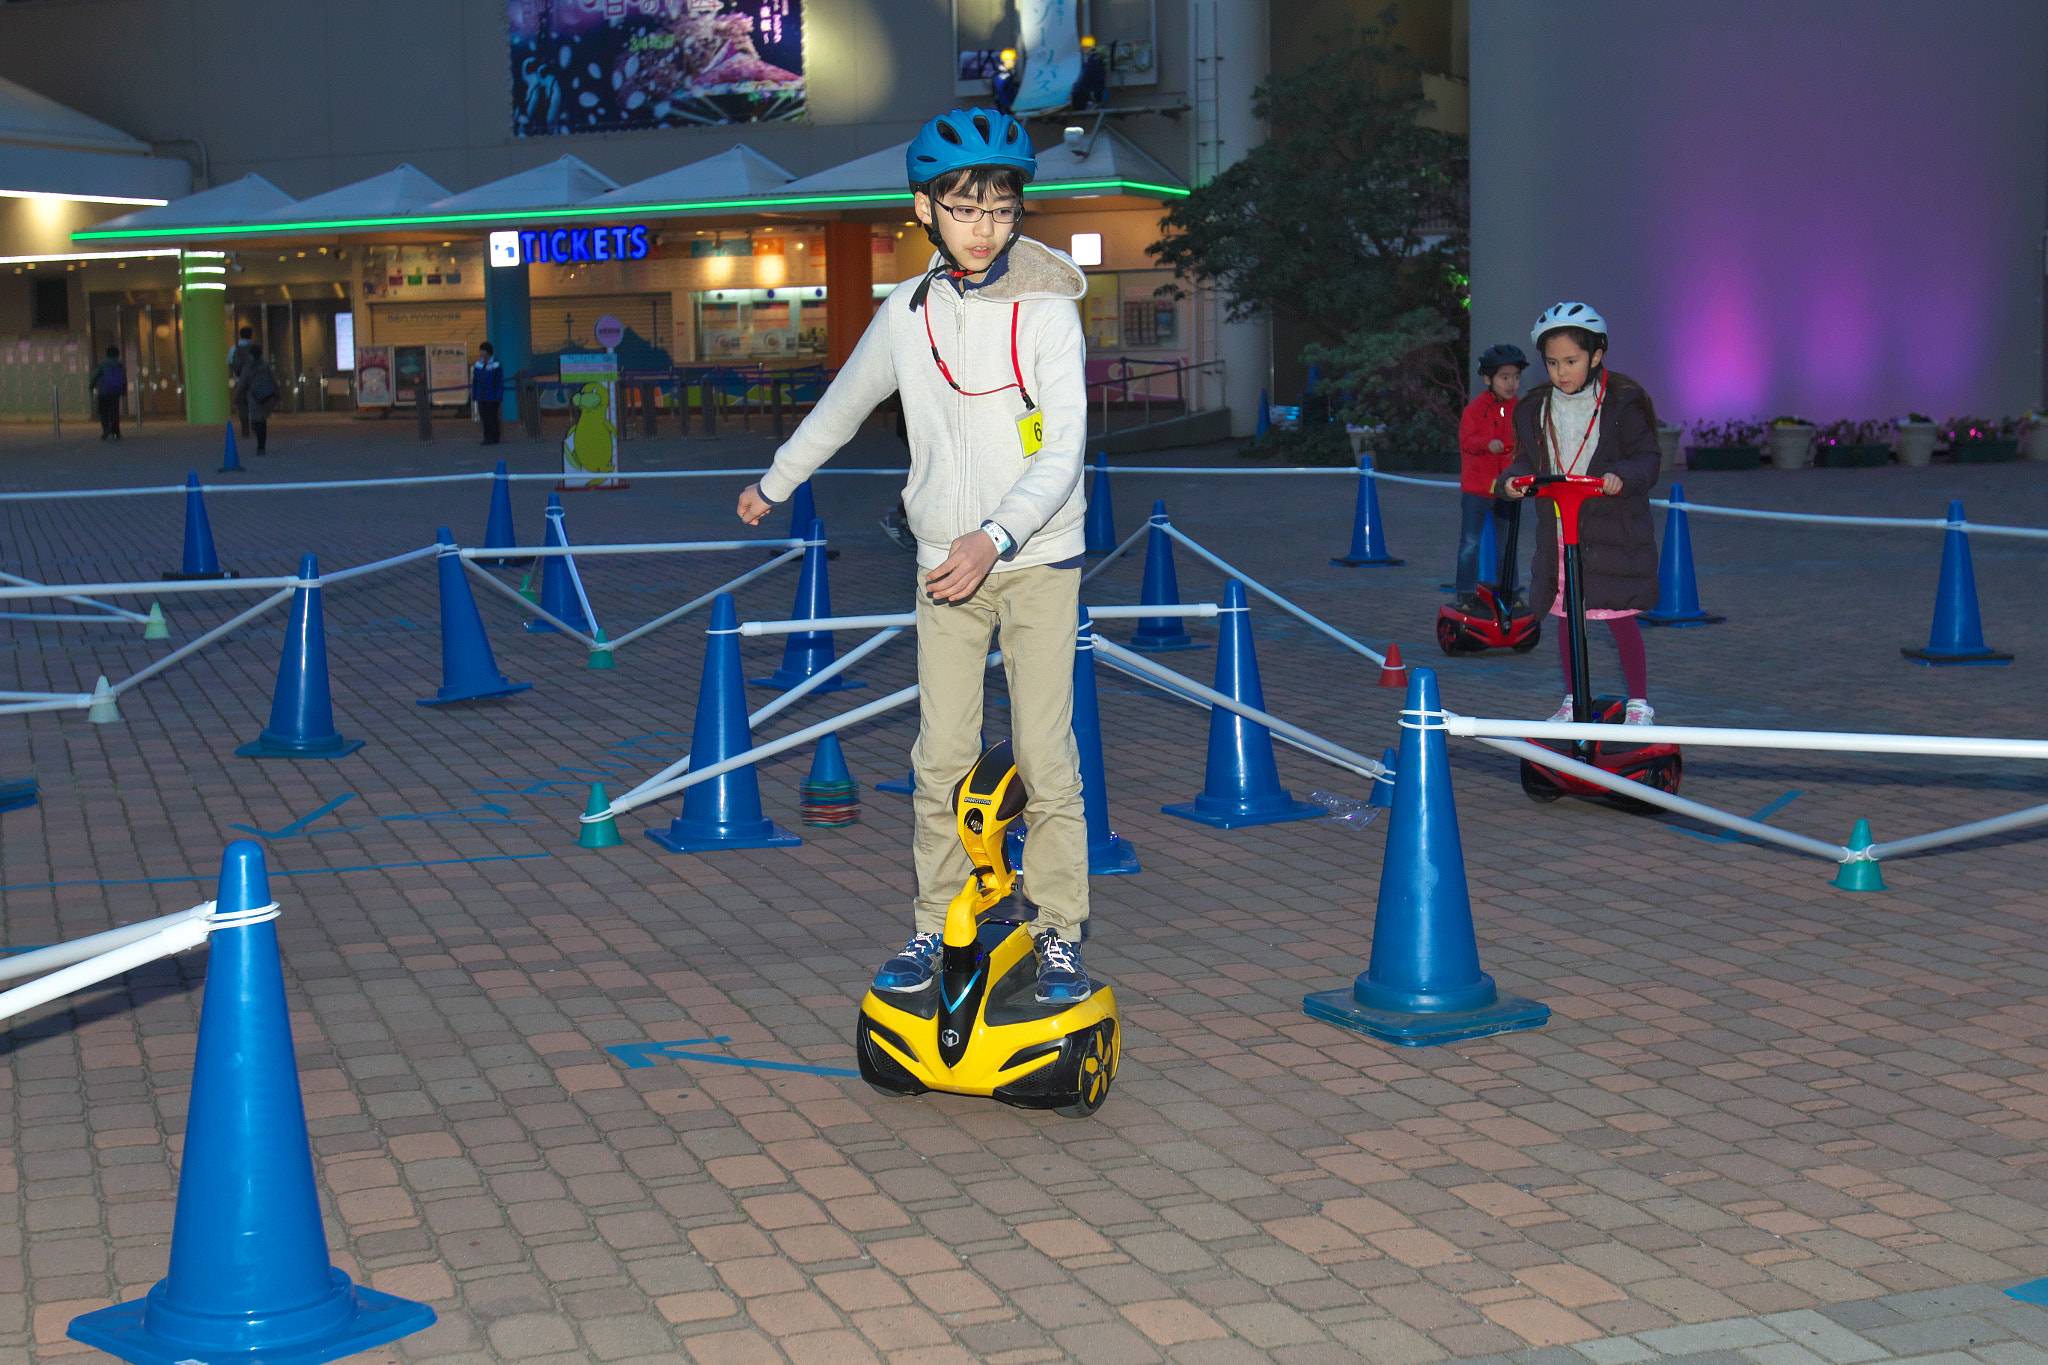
[934,200,1026,225]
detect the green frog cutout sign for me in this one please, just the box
[559,347,622,488]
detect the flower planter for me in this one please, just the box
[1949,438,2019,464]
[1685,445,1762,471]
[1816,443,1891,468]
[1656,423,1681,475]
[1767,424,1816,470]
[1893,423,1938,467]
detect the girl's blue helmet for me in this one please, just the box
[907,109,1037,187]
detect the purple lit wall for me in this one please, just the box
[1470,1,2048,423]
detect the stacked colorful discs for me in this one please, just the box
[800,734,861,827]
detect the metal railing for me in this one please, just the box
[1087,357,1224,437]
[514,364,838,443]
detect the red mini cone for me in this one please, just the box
[1377,642,1409,688]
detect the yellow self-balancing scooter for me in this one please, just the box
[856,740,1120,1116]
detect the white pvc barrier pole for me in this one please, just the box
[603,546,806,649]
[1092,650,1382,780]
[0,902,213,984]
[1092,636,1385,777]
[0,915,216,1025]
[1471,733,1850,861]
[1446,716,2048,763]
[315,544,441,586]
[0,697,92,717]
[1864,800,2048,861]
[0,575,301,601]
[110,589,297,697]
[1085,604,1217,620]
[1161,524,1388,666]
[603,652,1004,819]
[741,612,914,636]
[0,690,83,701]
[1078,521,1151,586]
[0,570,150,622]
[459,538,807,558]
[605,627,911,809]
[463,560,601,649]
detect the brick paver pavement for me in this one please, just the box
[0,417,2043,1364]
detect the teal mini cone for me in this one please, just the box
[236,554,365,758]
[1303,669,1549,1046]
[588,626,616,670]
[1832,819,1886,891]
[142,603,169,640]
[578,784,622,848]
[68,842,434,1365]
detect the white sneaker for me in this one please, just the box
[1546,696,1574,722]
[1624,699,1655,725]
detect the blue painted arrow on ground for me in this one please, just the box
[605,1036,859,1078]
[229,793,361,838]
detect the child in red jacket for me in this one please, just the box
[1454,344,1527,609]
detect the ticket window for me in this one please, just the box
[693,289,829,364]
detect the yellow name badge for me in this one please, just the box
[1016,407,1044,457]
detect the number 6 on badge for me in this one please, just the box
[1017,408,1043,456]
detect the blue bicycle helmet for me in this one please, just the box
[1477,343,1528,375]
[907,109,1037,187]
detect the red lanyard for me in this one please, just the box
[1545,369,1606,474]
[924,289,1035,411]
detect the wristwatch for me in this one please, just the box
[979,520,1014,557]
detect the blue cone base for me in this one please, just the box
[68,1270,435,1365]
[1303,987,1551,1047]
[1330,555,1404,567]
[748,672,866,693]
[875,774,914,795]
[1902,647,2012,665]
[1129,633,1206,653]
[0,777,37,813]
[235,733,365,759]
[1641,610,1726,626]
[418,680,532,707]
[1089,835,1142,876]
[646,820,801,853]
[1161,796,1324,830]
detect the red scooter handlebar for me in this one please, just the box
[1508,473,1607,545]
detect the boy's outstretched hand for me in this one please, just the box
[924,531,999,604]
[736,483,772,526]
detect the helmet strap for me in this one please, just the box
[908,218,1024,312]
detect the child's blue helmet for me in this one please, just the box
[907,109,1037,187]
[1477,344,1528,375]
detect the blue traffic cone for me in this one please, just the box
[751,518,863,693]
[1084,452,1116,555]
[1162,581,1323,829]
[166,471,230,579]
[219,421,241,473]
[1303,668,1551,1046]
[1076,607,1140,874]
[1255,388,1271,438]
[236,554,366,758]
[68,842,435,1362]
[527,494,593,634]
[778,479,837,559]
[481,458,522,563]
[1331,456,1404,566]
[1831,819,1886,891]
[1903,501,2011,664]
[647,593,802,853]
[1367,747,1397,809]
[1131,501,1204,653]
[419,528,530,705]
[1641,484,1726,626]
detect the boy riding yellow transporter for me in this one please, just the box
[738,110,1095,1005]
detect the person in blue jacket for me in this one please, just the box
[471,342,505,445]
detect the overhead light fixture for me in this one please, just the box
[0,188,170,206]
[1070,232,1103,266]
[0,247,181,265]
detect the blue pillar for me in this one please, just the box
[485,258,533,420]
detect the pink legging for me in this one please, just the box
[1557,615,1648,700]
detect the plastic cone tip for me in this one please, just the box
[143,604,169,640]
[1377,643,1410,687]
[86,676,120,724]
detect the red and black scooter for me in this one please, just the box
[1436,503,1541,655]
[1509,473,1682,810]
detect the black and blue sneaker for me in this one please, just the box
[873,932,942,992]
[1034,934,1093,1005]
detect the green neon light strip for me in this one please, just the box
[71,178,1189,243]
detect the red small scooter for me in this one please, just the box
[1436,502,1541,655]
[1509,473,1682,810]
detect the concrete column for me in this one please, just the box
[823,221,873,369]
[485,258,534,419]
[178,251,229,424]
[1199,0,1271,436]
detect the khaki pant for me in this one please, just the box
[912,564,1088,940]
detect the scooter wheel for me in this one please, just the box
[1512,618,1543,653]
[1054,1019,1119,1118]
[1435,617,1470,656]
[865,1080,918,1099]
[1519,757,1566,803]
[1606,752,1683,815]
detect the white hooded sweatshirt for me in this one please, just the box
[759,236,1090,572]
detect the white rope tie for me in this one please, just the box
[206,900,281,929]
[1399,705,1449,732]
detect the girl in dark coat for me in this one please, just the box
[1496,303,1662,724]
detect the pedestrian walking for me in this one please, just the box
[471,341,505,445]
[234,343,283,456]
[88,345,127,441]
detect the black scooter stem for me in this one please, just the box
[1562,541,1594,760]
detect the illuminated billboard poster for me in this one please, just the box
[509,0,805,136]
